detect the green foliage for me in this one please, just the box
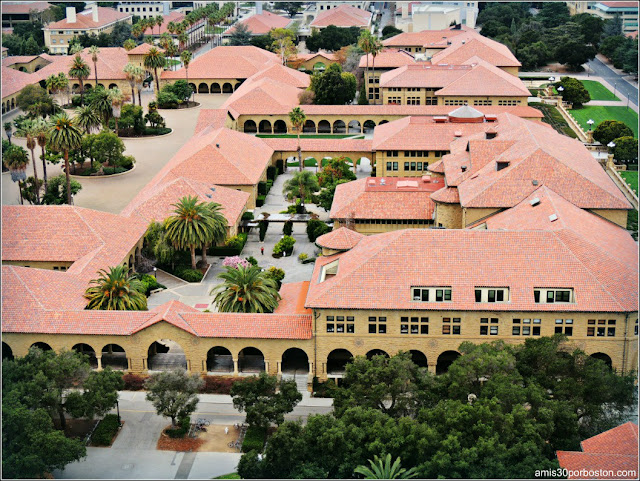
[283,170,320,204]
[306,25,361,52]
[134,273,166,296]
[163,79,193,103]
[165,415,190,438]
[225,234,245,250]
[381,25,403,40]
[311,63,357,105]
[354,454,419,479]
[84,265,148,310]
[41,173,82,205]
[282,220,293,236]
[145,370,204,426]
[273,235,296,256]
[318,157,356,187]
[612,136,638,163]
[241,425,267,453]
[242,211,254,221]
[229,22,252,45]
[16,85,57,118]
[174,266,204,282]
[264,266,285,288]
[358,81,369,105]
[246,256,258,266]
[306,219,331,242]
[144,110,165,130]
[266,165,277,180]
[298,252,308,262]
[157,89,182,108]
[212,265,281,312]
[593,120,634,145]
[258,220,269,241]
[91,414,121,446]
[230,372,302,429]
[118,104,145,134]
[557,76,591,106]
[318,178,350,211]
[274,2,300,17]
[91,131,126,165]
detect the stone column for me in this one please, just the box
[587,130,594,143]
[96,356,102,371]
[127,357,132,371]
[427,363,437,375]
[233,359,239,376]
[264,360,270,375]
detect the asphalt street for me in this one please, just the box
[587,57,638,106]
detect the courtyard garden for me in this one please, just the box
[570,106,638,138]
[580,80,619,101]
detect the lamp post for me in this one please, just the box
[613,81,617,99]
[153,267,157,278]
[116,398,121,425]
[547,76,555,96]
[586,119,594,143]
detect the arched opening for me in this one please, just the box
[83,84,93,92]
[207,346,233,373]
[379,120,389,125]
[590,352,613,370]
[35,65,43,71]
[198,82,209,94]
[366,349,389,359]
[11,98,15,109]
[436,350,460,375]
[363,120,376,133]
[102,344,128,370]
[73,343,98,368]
[410,350,428,368]
[234,82,242,90]
[189,82,197,93]
[72,83,80,92]
[303,119,316,133]
[238,347,265,373]
[333,120,346,134]
[273,119,287,134]
[108,83,118,89]
[97,83,105,89]
[222,82,233,93]
[281,348,309,374]
[147,340,187,371]
[19,66,27,72]
[258,119,272,134]
[327,348,353,376]
[211,82,221,93]
[317,120,331,133]
[313,61,326,71]
[30,342,52,352]
[348,120,362,133]
[243,120,257,133]
[2,342,14,360]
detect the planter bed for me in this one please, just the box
[157,101,200,110]
[116,127,172,138]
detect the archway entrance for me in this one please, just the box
[198,82,209,94]
[590,352,613,370]
[281,348,309,374]
[102,344,128,370]
[366,349,389,359]
[259,120,272,134]
[327,348,353,376]
[147,340,187,371]
[410,350,428,368]
[303,119,316,133]
[238,347,265,373]
[318,120,331,133]
[30,342,52,352]
[73,343,98,368]
[207,346,233,373]
[222,82,233,93]
[348,120,362,133]
[274,119,287,134]
[436,350,460,374]
[211,82,221,93]
[243,120,257,133]
[363,120,376,133]
[2,342,14,360]
[333,120,346,133]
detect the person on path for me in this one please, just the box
[261,246,264,256]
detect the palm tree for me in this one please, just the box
[74,105,100,134]
[288,107,306,172]
[132,65,146,106]
[108,88,127,135]
[167,21,176,37]
[354,455,418,480]
[123,63,137,105]
[3,144,29,204]
[34,118,50,190]
[69,43,83,55]
[123,38,136,51]
[56,72,70,107]
[16,120,42,204]
[84,265,148,310]
[200,201,227,264]
[164,195,217,270]
[47,112,82,205]
[88,45,100,87]
[370,37,383,105]
[211,265,282,313]
[358,30,374,96]
[45,73,61,105]
[180,50,192,100]
[155,14,164,37]
[283,170,319,207]
[68,54,90,105]
[143,46,166,94]
[178,31,188,53]
[131,22,143,39]
[4,121,13,145]
[90,87,113,127]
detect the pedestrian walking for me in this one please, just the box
[261,246,264,256]
[225,427,229,435]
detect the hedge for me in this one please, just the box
[200,376,244,394]
[123,373,148,390]
[91,414,121,446]
[242,211,254,221]
[209,233,248,256]
[241,425,267,453]
[256,195,266,207]
[174,266,204,282]
[267,165,277,180]
[258,181,268,196]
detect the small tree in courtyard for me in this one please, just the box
[145,370,204,426]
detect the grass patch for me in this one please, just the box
[570,106,638,138]
[166,59,181,67]
[529,104,578,139]
[256,134,364,139]
[205,26,225,34]
[581,80,619,101]
[619,171,638,194]
[214,474,240,479]
[241,425,267,453]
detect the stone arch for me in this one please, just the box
[222,82,233,93]
[73,343,98,368]
[363,120,376,133]
[30,342,52,351]
[189,82,197,93]
[84,83,93,90]
[211,82,221,93]
[366,349,389,359]
[97,83,105,89]
[313,61,326,71]
[198,82,209,94]
[2,342,14,360]
[327,348,353,376]
[379,119,389,125]
[101,344,128,370]
[281,348,309,374]
[303,119,316,133]
[243,120,257,133]
[436,350,460,374]
[273,119,287,134]
[410,350,428,368]
[333,120,346,134]
[234,82,242,90]
[147,339,187,371]
[207,346,233,373]
[258,119,272,134]
[108,83,118,89]
[72,83,80,92]
[11,98,15,109]
[590,352,613,369]
[317,120,331,133]
[238,347,265,373]
[348,120,362,133]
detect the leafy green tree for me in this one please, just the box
[275,2,300,17]
[143,46,166,94]
[381,25,403,40]
[68,54,90,105]
[229,22,252,46]
[211,265,282,313]
[593,119,634,145]
[230,372,302,429]
[557,76,591,106]
[271,27,297,65]
[84,265,148,310]
[91,130,125,166]
[572,13,604,46]
[311,63,357,105]
[318,178,349,211]
[283,170,320,206]
[317,157,356,187]
[74,105,101,134]
[145,370,204,426]
[23,35,41,55]
[123,38,136,51]
[611,136,638,163]
[517,41,551,70]
[537,1,570,28]
[3,144,29,204]
[550,24,596,70]
[41,173,82,205]
[306,25,361,52]
[249,34,271,50]
[16,85,54,117]
[288,106,306,171]
[47,112,82,205]
[602,14,623,37]
[355,454,418,479]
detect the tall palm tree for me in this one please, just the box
[123,38,136,51]
[370,38,383,105]
[167,21,176,37]
[354,455,418,480]
[45,73,61,105]
[68,54,90,105]
[57,72,70,107]
[69,43,83,55]
[74,105,100,134]
[88,45,100,87]
[358,31,374,103]
[34,118,50,190]
[16,120,42,204]
[3,144,29,204]
[143,46,166,94]
[200,201,227,264]
[4,122,13,145]
[132,65,146,106]
[84,265,148,311]
[47,112,83,205]
[155,14,164,37]
[108,88,127,135]
[131,22,143,39]
[288,107,306,172]
[90,86,113,127]
[164,195,217,270]
[123,63,137,105]
[178,31,188,53]
[283,170,319,207]
[211,265,282,313]
[180,50,192,99]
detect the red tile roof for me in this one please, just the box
[274,281,312,315]
[194,108,232,134]
[431,35,521,68]
[2,55,40,67]
[626,30,638,39]
[222,76,302,117]
[316,227,365,251]
[1,65,34,98]
[247,62,310,88]
[127,43,165,55]
[34,47,130,82]
[581,423,639,456]
[382,27,467,48]
[179,312,312,339]
[1,2,54,14]
[292,52,337,62]
[229,11,291,35]
[358,48,415,69]
[142,11,185,36]
[45,7,131,30]
[261,137,372,153]
[305,228,638,312]
[310,4,372,28]
[599,1,639,8]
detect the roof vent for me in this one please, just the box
[422,175,431,183]
[380,178,386,185]
[454,130,462,137]
[462,40,466,44]
[496,161,509,171]
[368,178,376,186]
[549,214,558,222]
[210,187,216,192]
[485,129,497,140]
[216,143,220,148]
[206,194,212,198]
[530,197,540,206]
[532,180,539,186]
[461,165,467,172]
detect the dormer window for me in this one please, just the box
[475,287,509,303]
[496,161,510,171]
[319,260,339,282]
[534,288,574,303]
[412,287,452,302]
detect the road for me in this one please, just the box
[376,2,394,36]
[587,56,638,107]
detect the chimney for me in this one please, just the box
[256,1,263,14]
[163,2,170,15]
[401,2,409,19]
[66,6,76,23]
[92,4,99,22]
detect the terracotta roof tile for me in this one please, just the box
[261,137,372,153]
[431,35,521,68]
[310,4,372,28]
[127,43,165,55]
[382,27,467,48]
[222,76,302,117]
[2,55,40,67]
[247,63,311,88]
[292,52,337,62]
[33,47,130,82]
[274,281,312,315]
[358,48,415,68]
[45,7,131,30]
[194,108,231,134]
[228,11,291,35]
[316,227,365,251]
[142,11,186,36]
[1,2,54,14]
[1,65,34,98]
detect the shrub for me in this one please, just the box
[123,373,148,391]
[276,158,284,174]
[143,127,171,136]
[117,154,135,170]
[225,235,245,250]
[265,266,285,288]
[256,194,266,207]
[200,376,244,394]
[298,253,308,262]
[135,273,166,295]
[258,220,269,241]
[593,120,634,146]
[91,414,121,446]
[165,415,190,438]
[267,165,277,180]
[241,425,267,453]
[273,235,296,256]
[258,181,268,196]
[242,211,254,221]
[306,219,331,242]
[102,166,127,175]
[283,220,293,236]
[223,256,250,269]
[312,377,339,398]
[156,90,180,109]
[71,95,83,107]
[144,110,165,129]
[266,179,273,190]
[295,199,305,214]
[119,104,145,135]
[246,256,258,266]
[174,267,204,282]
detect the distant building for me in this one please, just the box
[567,1,639,34]
[225,11,292,37]
[1,1,55,28]
[116,1,170,20]
[395,1,478,32]
[310,4,373,31]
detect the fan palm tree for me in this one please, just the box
[3,144,29,204]
[47,112,82,205]
[45,73,61,105]
[4,121,13,145]
[68,54,90,105]
[123,62,137,105]
[167,21,176,36]
[358,30,374,94]
[16,120,42,204]
[34,118,50,190]
[211,265,281,313]
[132,65,146,106]
[288,107,306,172]
[143,46,166,94]
[164,195,218,270]
[370,37,383,105]
[74,105,101,134]
[354,455,418,480]
[200,201,227,264]
[131,22,143,39]
[84,265,148,311]
[56,72,70,107]
[108,88,128,135]
[180,50,192,98]
[89,86,113,127]
[178,31,188,53]
[283,170,319,206]
[69,43,83,55]
[123,38,136,51]
[88,45,100,87]
[155,14,164,36]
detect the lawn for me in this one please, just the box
[569,106,638,138]
[166,59,181,67]
[214,474,240,479]
[581,80,619,101]
[619,171,638,194]
[256,134,365,139]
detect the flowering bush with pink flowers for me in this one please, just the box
[222,256,250,269]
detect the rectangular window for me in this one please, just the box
[496,290,504,302]
[386,162,392,171]
[532,326,540,336]
[393,162,398,171]
[587,326,595,336]
[436,290,443,302]
[512,326,520,335]
[490,326,498,335]
[607,327,616,337]
[480,325,488,335]
[475,289,482,302]
[523,326,531,335]
[488,290,496,302]
[444,289,452,301]
[404,162,410,171]
[534,290,541,303]
[547,291,555,303]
